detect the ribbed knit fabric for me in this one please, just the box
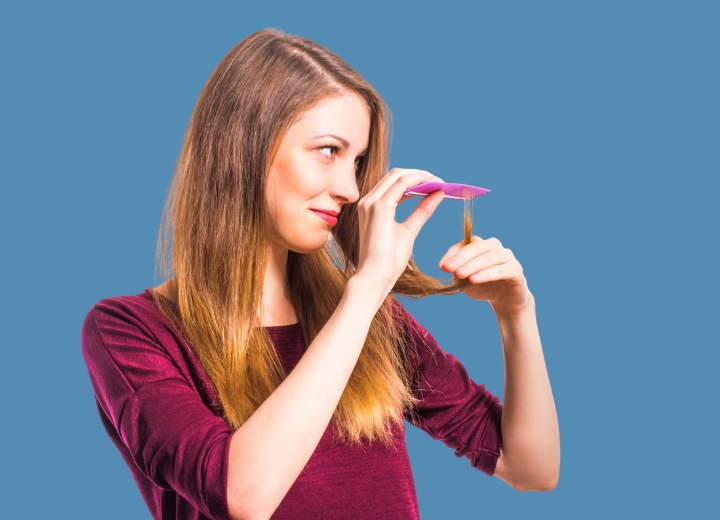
[80,287,502,519]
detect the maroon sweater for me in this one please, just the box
[81,287,502,519]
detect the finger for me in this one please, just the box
[467,263,524,285]
[467,264,507,283]
[400,190,445,238]
[440,236,492,270]
[364,169,444,206]
[438,242,464,268]
[379,170,447,210]
[453,249,509,279]
[385,167,445,184]
[439,236,485,267]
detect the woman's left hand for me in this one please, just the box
[438,235,534,315]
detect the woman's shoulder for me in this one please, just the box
[80,286,189,376]
[82,287,173,344]
[86,286,164,319]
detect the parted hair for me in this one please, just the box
[151,27,474,446]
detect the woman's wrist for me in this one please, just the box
[346,272,391,313]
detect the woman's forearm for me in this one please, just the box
[227,274,388,520]
[494,300,560,490]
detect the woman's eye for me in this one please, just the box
[318,145,366,171]
[318,145,339,159]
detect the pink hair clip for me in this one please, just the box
[403,182,491,200]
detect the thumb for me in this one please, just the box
[401,191,445,238]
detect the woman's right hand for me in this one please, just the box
[354,168,446,293]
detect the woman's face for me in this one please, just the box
[265,92,370,254]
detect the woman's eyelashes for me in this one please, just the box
[318,145,366,169]
[318,144,340,159]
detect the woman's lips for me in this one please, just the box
[310,210,338,227]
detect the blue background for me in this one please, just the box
[3,1,718,518]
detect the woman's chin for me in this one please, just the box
[290,236,330,255]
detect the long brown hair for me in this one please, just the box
[151,28,475,447]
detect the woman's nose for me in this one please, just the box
[330,161,361,203]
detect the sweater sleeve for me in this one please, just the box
[80,300,233,520]
[397,301,503,476]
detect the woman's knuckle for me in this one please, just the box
[379,198,395,210]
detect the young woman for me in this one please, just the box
[81,28,559,520]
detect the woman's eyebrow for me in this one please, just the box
[312,134,368,154]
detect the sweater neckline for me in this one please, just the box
[142,287,303,334]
